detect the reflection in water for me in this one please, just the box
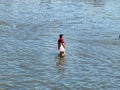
[56,56,65,73]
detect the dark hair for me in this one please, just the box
[59,34,63,38]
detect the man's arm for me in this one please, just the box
[62,43,66,49]
[58,44,60,50]
[58,40,60,50]
[61,39,66,49]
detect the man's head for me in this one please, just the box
[59,34,64,38]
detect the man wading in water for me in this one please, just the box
[58,34,66,57]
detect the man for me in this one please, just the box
[58,34,66,57]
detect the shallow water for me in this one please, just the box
[0,0,120,90]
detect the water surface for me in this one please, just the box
[0,0,120,90]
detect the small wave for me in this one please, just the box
[0,21,12,27]
[93,39,120,45]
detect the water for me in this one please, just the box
[0,0,120,90]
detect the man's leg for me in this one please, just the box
[60,51,65,57]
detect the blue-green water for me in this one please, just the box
[0,0,120,90]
